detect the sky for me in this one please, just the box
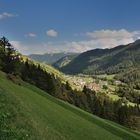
[0,0,140,54]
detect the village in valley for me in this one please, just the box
[65,74,122,93]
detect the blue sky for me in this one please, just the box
[0,0,140,54]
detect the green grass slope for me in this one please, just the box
[0,71,140,140]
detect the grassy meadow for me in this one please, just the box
[0,71,140,140]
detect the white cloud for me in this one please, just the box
[10,40,61,55]
[64,29,139,52]
[10,29,140,54]
[46,29,58,37]
[63,37,134,53]
[86,29,139,39]
[26,33,37,37]
[0,12,17,20]
[10,41,28,54]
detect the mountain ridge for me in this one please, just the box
[29,52,79,64]
[57,40,140,74]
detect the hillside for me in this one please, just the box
[0,71,140,140]
[53,53,78,69]
[29,52,78,64]
[0,36,140,134]
[58,40,140,74]
[22,55,66,82]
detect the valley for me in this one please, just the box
[65,74,137,106]
[0,36,140,139]
[1,1,140,139]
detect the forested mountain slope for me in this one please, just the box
[53,53,78,69]
[58,40,140,74]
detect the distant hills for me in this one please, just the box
[29,52,79,64]
[57,40,140,74]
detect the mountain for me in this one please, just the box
[0,71,140,140]
[29,52,78,64]
[1,36,140,136]
[53,53,78,69]
[58,40,140,74]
